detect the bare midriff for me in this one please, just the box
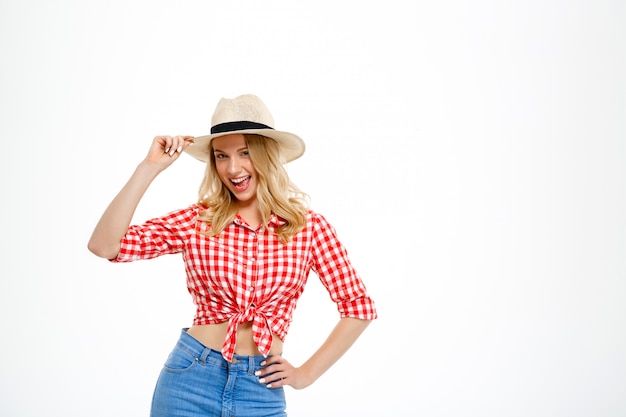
[187,321,284,356]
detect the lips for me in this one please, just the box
[230,175,251,192]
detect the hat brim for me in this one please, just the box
[184,129,305,163]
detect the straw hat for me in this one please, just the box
[184,94,305,163]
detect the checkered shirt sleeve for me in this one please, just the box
[111,206,198,262]
[310,213,377,320]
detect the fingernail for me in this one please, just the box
[165,147,170,153]
[259,378,265,383]
[260,361,266,366]
[177,146,183,153]
[254,371,261,376]
[266,384,272,388]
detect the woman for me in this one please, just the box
[88,94,377,417]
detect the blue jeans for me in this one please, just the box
[150,329,287,417]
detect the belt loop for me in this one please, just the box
[199,348,211,366]
[248,355,255,374]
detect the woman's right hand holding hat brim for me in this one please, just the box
[145,135,195,171]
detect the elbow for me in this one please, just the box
[87,239,120,260]
[341,317,374,330]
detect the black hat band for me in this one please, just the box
[211,121,274,134]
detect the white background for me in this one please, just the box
[1,1,625,416]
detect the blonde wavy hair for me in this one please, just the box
[197,134,309,243]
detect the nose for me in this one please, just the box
[226,155,242,174]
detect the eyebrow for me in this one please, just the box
[213,146,248,153]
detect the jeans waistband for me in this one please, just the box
[178,328,266,373]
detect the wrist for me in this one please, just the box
[136,159,165,177]
[297,362,321,387]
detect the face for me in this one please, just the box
[212,134,258,205]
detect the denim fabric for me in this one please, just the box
[150,329,287,417]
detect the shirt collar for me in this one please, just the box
[268,213,287,227]
[233,213,287,228]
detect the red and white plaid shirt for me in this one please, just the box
[112,204,377,362]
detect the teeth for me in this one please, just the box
[231,176,250,184]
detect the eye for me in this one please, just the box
[214,153,227,159]
[241,150,250,157]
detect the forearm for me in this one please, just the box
[87,161,162,259]
[299,317,372,385]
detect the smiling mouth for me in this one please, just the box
[230,176,251,191]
